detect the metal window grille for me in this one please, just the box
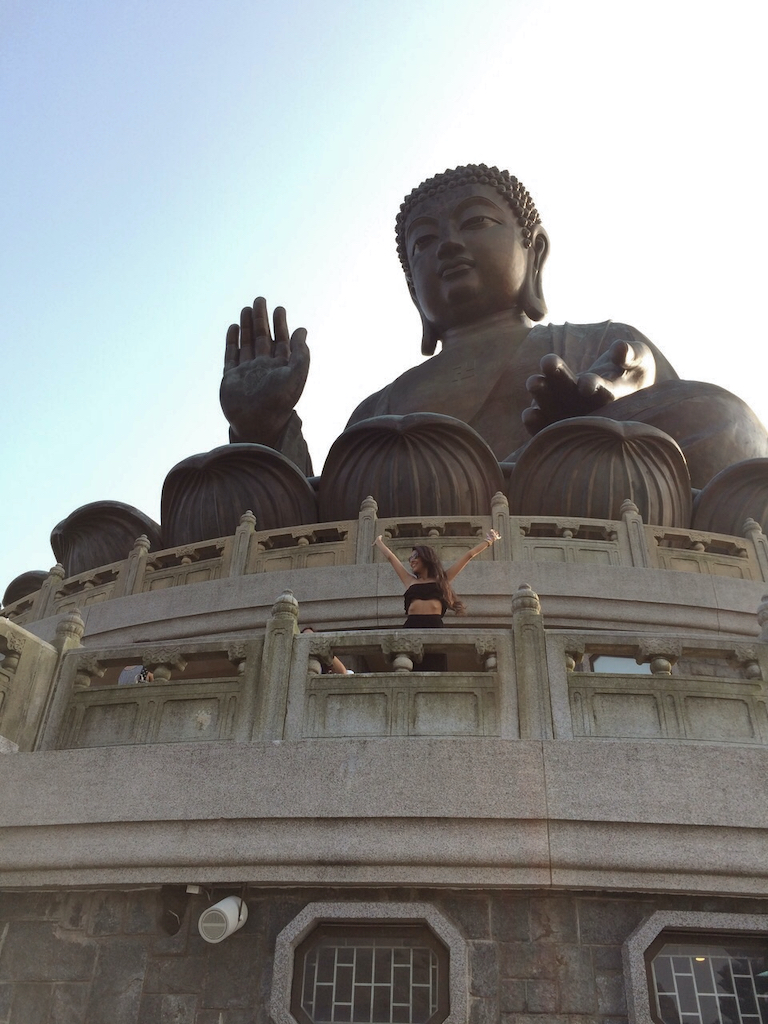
[651,942,768,1024]
[294,926,446,1024]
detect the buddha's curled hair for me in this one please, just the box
[395,164,542,284]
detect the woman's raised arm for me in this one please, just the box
[374,535,415,586]
[445,530,500,582]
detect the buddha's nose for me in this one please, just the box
[436,230,464,258]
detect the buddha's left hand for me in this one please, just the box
[522,340,655,435]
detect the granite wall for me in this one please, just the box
[2,887,767,1024]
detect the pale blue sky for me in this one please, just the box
[2,0,766,593]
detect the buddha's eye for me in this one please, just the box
[461,214,499,230]
[411,233,437,254]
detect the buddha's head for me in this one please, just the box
[396,164,549,354]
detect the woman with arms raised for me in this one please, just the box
[374,531,500,628]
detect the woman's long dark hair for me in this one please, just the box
[411,545,466,615]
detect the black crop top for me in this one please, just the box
[404,581,448,615]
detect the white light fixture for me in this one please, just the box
[198,896,248,943]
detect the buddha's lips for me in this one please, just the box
[439,258,475,278]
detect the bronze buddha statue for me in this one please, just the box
[9,165,768,590]
[220,164,768,493]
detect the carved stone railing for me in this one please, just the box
[547,630,768,745]
[3,497,768,628]
[3,586,768,753]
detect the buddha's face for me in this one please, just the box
[404,183,531,334]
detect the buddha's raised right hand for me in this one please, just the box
[219,297,310,446]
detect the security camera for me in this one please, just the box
[198,896,248,943]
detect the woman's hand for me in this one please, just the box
[485,529,500,546]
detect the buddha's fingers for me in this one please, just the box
[578,373,615,405]
[607,339,634,372]
[240,305,255,362]
[288,328,310,384]
[273,306,290,360]
[252,297,273,358]
[224,324,240,371]
[522,404,550,436]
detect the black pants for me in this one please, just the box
[403,615,446,670]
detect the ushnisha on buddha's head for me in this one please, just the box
[396,164,550,354]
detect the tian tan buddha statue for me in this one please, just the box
[27,164,768,589]
[211,164,768,531]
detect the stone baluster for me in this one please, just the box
[256,591,300,740]
[732,644,762,681]
[73,654,106,690]
[744,519,768,582]
[381,636,424,673]
[113,534,152,598]
[307,636,334,675]
[474,638,497,671]
[31,564,66,621]
[0,632,25,675]
[36,609,85,750]
[228,511,257,577]
[621,500,653,568]
[757,594,768,643]
[355,496,378,564]
[637,638,681,675]
[141,648,188,682]
[565,641,586,673]
[512,584,553,739]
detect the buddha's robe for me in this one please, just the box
[347,321,768,489]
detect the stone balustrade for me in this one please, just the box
[3,496,768,627]
[2,585,767,754]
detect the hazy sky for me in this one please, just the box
[2,0,766,594]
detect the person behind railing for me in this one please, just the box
[374,531,500,629]
[300,627,351,674]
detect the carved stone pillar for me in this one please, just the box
[512,584,553,740]
[113,534,152,598]
[257,591,300,740]
[621,500,653,568]
[228,510,257,577]
[32,564,66,621]
[36,609,86,750]
[491,491,517,562]
[355,496,378,564]
[744,518,768,582]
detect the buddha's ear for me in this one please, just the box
[521,226,550,322]
[408,280,440,356]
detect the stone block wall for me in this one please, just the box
[2,887,768,1024]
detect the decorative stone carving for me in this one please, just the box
[55,609,85,644]
[161,444,318,548]
[507,417,692,527]
[318,413,504,521]
[142,647,187,682]
[474,638,497,671]
[74,655,106,689]
[51,501,162,577]
[692,458,768,537]
[512,583,541,615]
[381,635,424,672]
[637,638,682,674]
[758,594,768,642]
